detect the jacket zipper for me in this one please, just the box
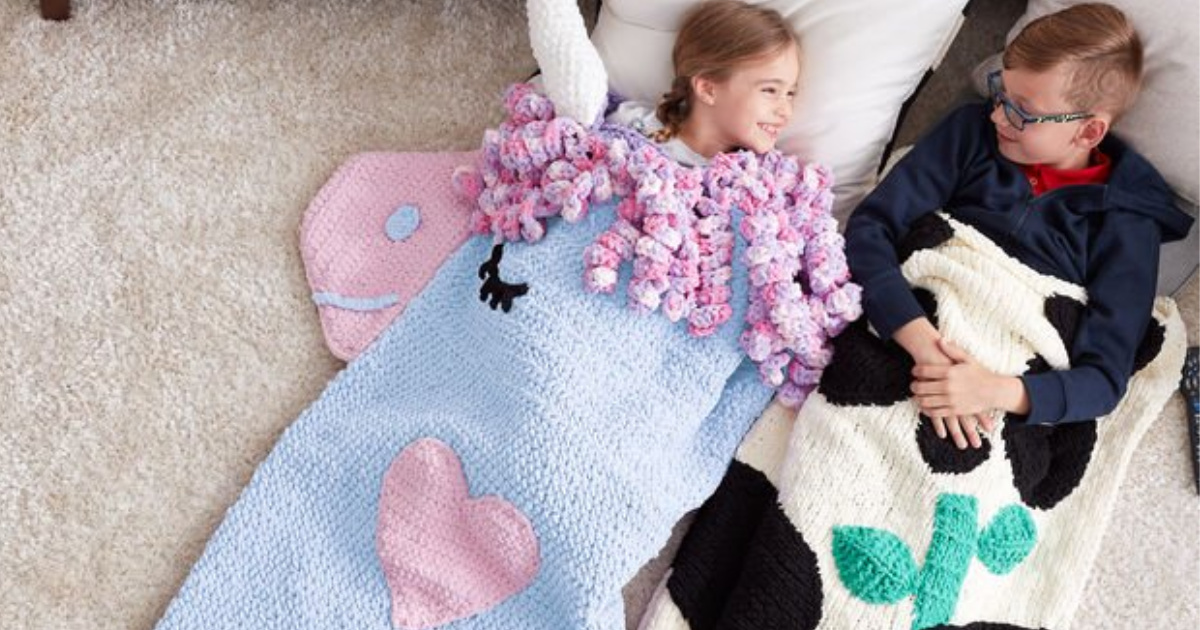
[1006,184,1100,240]
[1010,195,1034,238]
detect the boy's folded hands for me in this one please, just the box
[894,317,1026,450]
[911,338,1032,450]
[912,339,999,450]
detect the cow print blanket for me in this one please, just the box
[639,213,1186,630]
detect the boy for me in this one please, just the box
[844,3,1194,449]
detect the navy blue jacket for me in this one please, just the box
[845,103,1194,425]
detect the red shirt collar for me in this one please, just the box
[1020,149,1112,196]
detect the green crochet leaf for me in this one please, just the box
[832,525,918,604]
[977,504,1037,575]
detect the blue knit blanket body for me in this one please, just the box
[156,80,868,630]
[155,198,774,630]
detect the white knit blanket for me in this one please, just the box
[640,213,1186,630]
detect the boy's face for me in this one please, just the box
[989,65,1108,170]
[706,42,801,154]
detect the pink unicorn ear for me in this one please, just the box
[301,151,480,361]
[527,0,609,124]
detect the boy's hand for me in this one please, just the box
[911,340,998,415]
[893,318,948,367]
[927,414,992,450]
[895,320,990,450]
[912,338,1027,446]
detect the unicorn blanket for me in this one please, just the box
[638,213,1187,630]
[153,84,860,630]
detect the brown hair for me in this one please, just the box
[654,0,798,141]
[1003,3,1143,120]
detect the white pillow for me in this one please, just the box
[591,0,969,221]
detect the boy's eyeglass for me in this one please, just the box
[986,70,1093,131]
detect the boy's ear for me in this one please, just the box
[691,75,717,106]
[1076,117,1110,149]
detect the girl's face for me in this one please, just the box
[704,43,800,154]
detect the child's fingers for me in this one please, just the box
[912,364,952,380]
[959,415,981,448]
[926,410,992,449]
[944,417,969,450]
[937,338,973,364]
[929,415,947,439]
[917,395,951,411]
[911,380,948,396]
[976,413,995,433]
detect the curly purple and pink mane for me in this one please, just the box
[457,83,861,406]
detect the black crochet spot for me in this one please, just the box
[912,288,939,329]
[916,414,992,474]
[701,501,823,630]
[817,319,912,406]
[818,289,938,406]
[1024,355,1051,375]
[897,213,956,264]
[1044,294,1085,350]
[1131,319,1165,375]
[477,244,528,313]
[1045,294,1163,376]
[926,619,1051,624]
[1003,356,1097,510]
[1004,419,1098,510]
[668,461,783,630]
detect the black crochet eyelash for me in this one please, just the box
[478,244,530,313]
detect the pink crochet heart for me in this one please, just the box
[376,438,540,629]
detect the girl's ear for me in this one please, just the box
[691,75,717,106]
[1076,116,1109,149]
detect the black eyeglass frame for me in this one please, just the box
[987,70,1094,131]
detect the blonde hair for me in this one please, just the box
[654,0,798,141]
[1003,3,1143,120]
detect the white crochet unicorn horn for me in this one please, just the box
[526,0,609,124]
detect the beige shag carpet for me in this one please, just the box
[1,2,1195,629]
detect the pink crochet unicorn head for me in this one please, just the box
[300,0,608,361]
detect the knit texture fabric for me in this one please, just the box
[301,151,478,361]
[145,88,883,624]
[526,0,608,125]
[156,202,777,629]
[639,214,1187,630]
[465,83,862,406]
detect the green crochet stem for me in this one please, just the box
[831,493,1037,630]
[911,494,978,629]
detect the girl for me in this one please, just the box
[609,0,802,165]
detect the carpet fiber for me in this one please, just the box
[1,2,1195,629]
